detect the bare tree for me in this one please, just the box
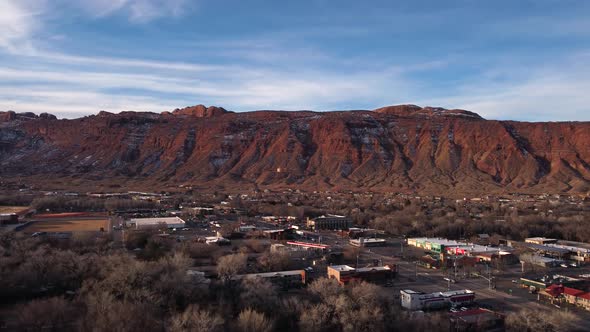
[308,277,341,302]
[506,308,580,332]
[236,308,273,332]
[16,297,76,332]
[239,277,278,313]
[170,305,224,332]
[80,291,160,332]
[216,253,247,281]
[299,303,335,332]
[257,250,291,272]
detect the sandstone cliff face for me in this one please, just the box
[0,105,588,194]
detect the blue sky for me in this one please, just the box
[1,0,589,121]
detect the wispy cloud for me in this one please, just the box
[0,52,414,117]
[0,1,589,121]
[70,0,193,23]
[0,0,45,53]
[422,53,590,121]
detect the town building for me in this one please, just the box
[407,237,511,263]
[327,265,395,285]
[563,287,590,310]
[238,225,256,233]
[407,237,462,254]
[204,236,230,245]
[307,214,352,230]
[0,213,19,225]
[548,243,590,263]
[525,237,558,245]
[349,237,387,247]
[260,215,297,223]
[127,216,186,229]
[286,241,330,251]
[542,284,590,311]
[234,270,306,289]
[262,228,293,240]
[449,308,505,332]
[400,289,475,311]
[521,254,564,268]
[523,243,571,260]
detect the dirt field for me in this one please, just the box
[0,206,30,214]
[24,219,110,233]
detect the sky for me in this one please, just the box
[0,0,589,121]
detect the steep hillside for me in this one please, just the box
[1,105,589,194]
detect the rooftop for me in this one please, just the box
[525,243,571,254]
[408,237,464,246]
[356,266,392,272]
[450,308,502,324]
[329,265,357,272]
[351,238,386,243]
[129,216,185,225]
[526,237,557,242]
[236,270,305,279]
[401,289,475,299]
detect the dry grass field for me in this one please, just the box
[24,219,110,233]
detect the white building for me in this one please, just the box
[400,289,475,311]
[205,236,230,245]
[128,216,186,229]
[350,238,387,247]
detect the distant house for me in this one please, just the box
[128,216,186,229]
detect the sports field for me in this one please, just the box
[24,219,110,232]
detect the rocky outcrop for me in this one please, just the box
[169,105,231,118]
[0,111,57,122]
[0,105,588,194]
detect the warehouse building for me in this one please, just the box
[400,289,475,311]
[327,265,395,285]
[523,243,571,260]
[525,237,558,245]
[234,270,306,289]
[307,214,352,230]
[128,216,186,229]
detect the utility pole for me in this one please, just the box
[487,264,492,289]
[400,236,404,257]
[454,256,458,280]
